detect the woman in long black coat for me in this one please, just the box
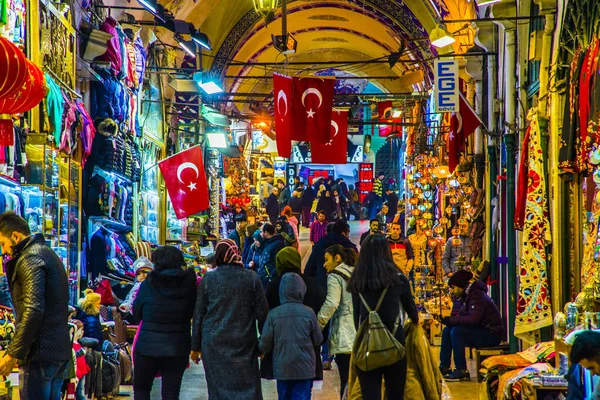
[262,247,326,381]
[317,190,337,221]
[191,239,269,400]
[133,246,197,400]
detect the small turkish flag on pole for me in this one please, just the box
[273,73,293,158]
[447,93,483,172]
[159,145,209,219]
[291,76,335,144]
[312,110,348,164]
[377,101,394,137]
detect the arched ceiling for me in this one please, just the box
[153,0,477,112]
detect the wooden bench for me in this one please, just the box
[475,343,510,383]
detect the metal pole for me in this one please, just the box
[281,0,287,38]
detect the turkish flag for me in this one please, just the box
[312,110,348,164]
[291,76,335,144]
[158,145,209,219]
[378,101,394,137]
[447,93,483,172]
[273,73,293,158]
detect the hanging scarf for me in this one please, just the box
[514,109,553,343]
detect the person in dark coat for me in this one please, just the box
[385,188,399,223]
[438,270,503,381]
[305,220,357,289]
[266,187,280,225]
[243,228,263,270]
[277,180,291,211]
[191,239,269,400]
[259,273,323,398]
[263,247,326,381]
[228,213,248,254]
[0,213,71,396]
[133,246,197,399]
[316,190,336,222]
[348,234,419,400]
[301,185,316,228]
[332,189,347,221]
[258,223,286,289]
[288,190,303,223]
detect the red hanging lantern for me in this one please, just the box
[0,37,28,99]
[0,61,47,146]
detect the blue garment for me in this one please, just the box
[440,325,501,370]
[320,342,333,363]
[19,359,69,400]
[0,275,14,311]
[276,379,313,400]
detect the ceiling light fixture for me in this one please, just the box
[175,34,196,58]
[429,23,456,48]
[199,81,223,95]
[191,31,212,51]
[138,0,157,14]
[391,109,402,118]
[476,0,502,6]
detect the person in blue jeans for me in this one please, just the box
[0,212,71,399]
[436,270,504,381]
[259,273,323,400]
[0,275,14,311]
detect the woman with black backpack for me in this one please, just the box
[347,234,418,399]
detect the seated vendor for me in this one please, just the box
[437,270,504,381]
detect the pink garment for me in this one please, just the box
[288,216,301,252]
[95,17,123,77]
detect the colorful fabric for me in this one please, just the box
[310,220,328,243]
[481,354,532,372]
[515,110,553,342]
[214,238,243,266]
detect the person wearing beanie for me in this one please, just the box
[120,257,154,314]
[437,269,504,382]
[262,247,326,382]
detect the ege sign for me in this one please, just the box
[434,59,458,113]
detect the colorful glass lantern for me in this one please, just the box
[253,0,278,20]
[452,227,461,236]
[451,237,462,247]
[424,228,433,237]
[409,197,419,205]
[434,226,444,234]
[439,217,449,224]
[428,238,438,247]
[411,208,421,216]
[423,212,433,220]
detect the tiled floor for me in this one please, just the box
[121,221,481,399]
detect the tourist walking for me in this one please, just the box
[0,212,71,399]
[259,273,323,400]
[301,184,316,228]
[132,246,197,400]
[316,190,336,222]
[347,234,419,399]
[259,223,286,289]
[191,239,269,400]
[266,187,280,225]
[317,244,358,398]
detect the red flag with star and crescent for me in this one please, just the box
[311,110,348,164]
[447,93,483,172]
[158,145,209,219]
[377,101,394,137]
[273,73,293,158]
[291,76,335,144]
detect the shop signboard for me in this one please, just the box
[358,163,373,202]
[274,161,286,178]
[434,59,458,113]
[287,164,297,189]
[350,145,363,163]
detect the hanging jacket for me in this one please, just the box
[95,17,122,77]
[317,263,355,355]
[258,273,323,381]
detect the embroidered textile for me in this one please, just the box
[514,110,553,342]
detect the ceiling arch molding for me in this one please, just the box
[208,0,437,79]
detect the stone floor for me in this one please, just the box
[121,220,481,399]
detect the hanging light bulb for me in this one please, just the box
[409,197,419,205]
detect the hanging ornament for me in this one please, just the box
[0,37,29,99]
[0,61,46,114]
[417,218,427,226]
[423,212,433,220]
[424,228,433,237]
[434,226,444,234]
[428,238,438,247]
[452,227,461,236]
[423,201,433,209]
[439,217,449,225]
[409,197,419,205]
[452,237,462,246]
[411,208,421,216]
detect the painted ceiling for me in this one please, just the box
[150,0,477,111]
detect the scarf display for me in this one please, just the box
[514,110,553,342]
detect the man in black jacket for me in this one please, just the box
[266,187,280,225]
[385,188,399,223]
[0,212,71,398]
[258,223,286,289]
[305,220,357,289]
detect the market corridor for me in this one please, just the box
[122,221,479,399]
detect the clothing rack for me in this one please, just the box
[44,68,82,99]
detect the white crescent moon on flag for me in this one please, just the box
[177,162,199,184]
[302,88,323,108]
[382,107,392,118]
[331,120,339,137]
[277,90,288,116]
[456,114,463,134]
